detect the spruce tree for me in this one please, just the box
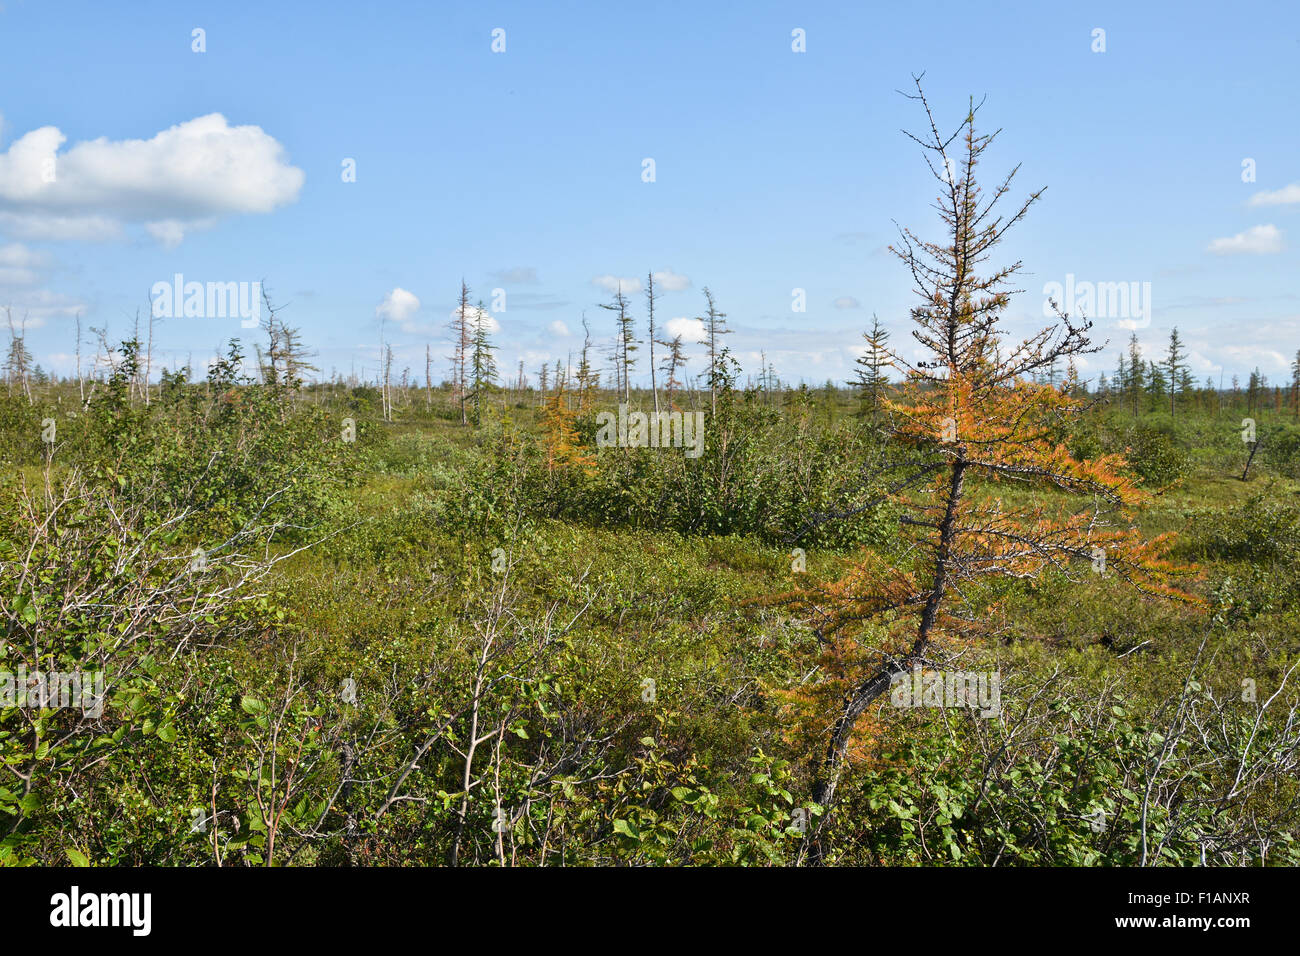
[468,303,497,426]
[1164,327,1187,417]
[853,312,891,422]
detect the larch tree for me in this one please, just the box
[777,79,1198,864]
[541,379,596,474]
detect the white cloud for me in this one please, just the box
[548,320,570,336]
[145,219,207,248]
[665,316,705,341]
[833,296,861,309]
[1186,349,1220,374]
[591,274,641,294]
[0,242,45,284]
[0,288,87,330]
[376,287,420,323]
[1218,343,1289,369]
[0,211,121,241]
[1207,224,1283,255]
[651,269,691,292]
[0,114,304,243]
[1248,183,1300,207]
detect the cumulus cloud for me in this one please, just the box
[651,269,691,292]
[0,113,304,245]
[591,274,641,294]
[1248,184,1300,207]
[665,316,705,341]
[376,288,420,323]
[1207,224,1283,255]
[833,296,861,309]
[548,320,570,336]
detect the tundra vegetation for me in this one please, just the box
[2,92,1299,867]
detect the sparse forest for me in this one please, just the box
[3,92,1299,870]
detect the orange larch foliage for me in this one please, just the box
[760,80,1205,860]
[541,381,595,475]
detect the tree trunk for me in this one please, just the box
[1241,439,1260,481]
[804,456,967,865]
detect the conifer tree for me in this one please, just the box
[599,282,636,403]
[1165,327,1187,417]
[468,302,497,426]
[646,272,660,416]
[769,80,1197,864]
[853,312,891,422]
[660,334,686,411]
[4,307,34,402]
[541,380,596,474]
[1290,350,1300,422]
[1126,334,1145,416]
[449,280,473,425]
[1146,360,1167,409]
[575,315,600,416]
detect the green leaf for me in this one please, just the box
[65,847,90,867]
[612,818,641,840]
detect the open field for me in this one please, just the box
[4,367,1299,866]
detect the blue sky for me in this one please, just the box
[2,0,1298,389]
